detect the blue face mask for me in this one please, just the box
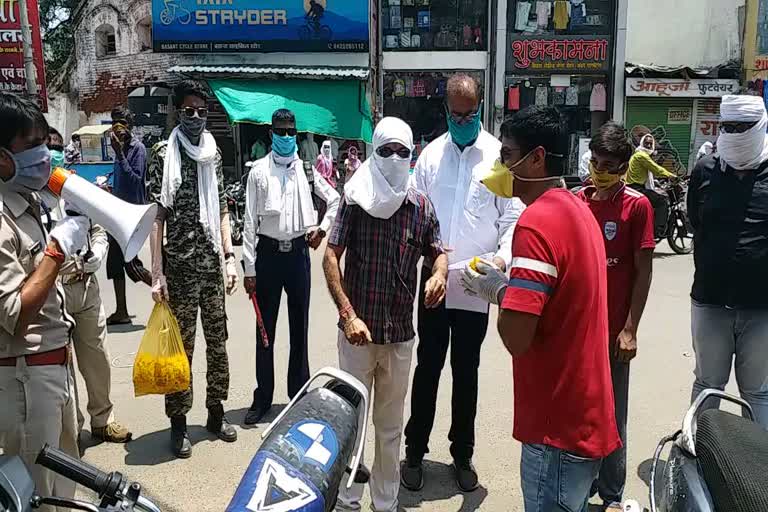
[272,134,297,157]
[447,104,482,147]
[3,144,52,193]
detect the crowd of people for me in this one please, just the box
[0,74,767,512]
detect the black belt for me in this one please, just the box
[258,235,306,253]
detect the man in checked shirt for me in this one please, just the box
[323,117,448,512]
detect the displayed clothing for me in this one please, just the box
[535,85,549,106]
[569,0,587,27]
[516,1,533,31]
[508,86,521,110]
[590,83,607,112]
[536,1,551,29]
[552,87,566,106]
[553,0,570,30]
[565,85,579,106]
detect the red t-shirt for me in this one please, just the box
[501,188,621,459]
[577,185,656,337]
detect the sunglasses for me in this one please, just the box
[377,146,411,159]
[445,104,482,125]
[179,107,209,119]
[273,127,298,137]
[720,121,758,134]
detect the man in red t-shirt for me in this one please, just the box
[576,122,655,509]
[461,106,620,512]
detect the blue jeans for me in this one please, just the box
[691,302,768,428]
[521,443,601,512]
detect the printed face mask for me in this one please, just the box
[589,163,623,191]
[179,115,206,139]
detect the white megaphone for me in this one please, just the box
[48,168,157,261]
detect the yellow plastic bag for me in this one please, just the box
[132,302,190,397]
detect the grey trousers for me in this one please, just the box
[691,301,768,428]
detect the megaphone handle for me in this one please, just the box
[65,211,93,260]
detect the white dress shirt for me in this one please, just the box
[411,130,525,312]
[243,152,340,277]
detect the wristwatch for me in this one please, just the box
[224,252,235,261]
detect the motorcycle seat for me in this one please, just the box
[695,409,768,512]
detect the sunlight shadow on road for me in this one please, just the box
[638,457,667,506]
[107,323,146,334]
[123,426,216,466]
[399,460,488,512]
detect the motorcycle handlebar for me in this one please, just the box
[36,445,111,497]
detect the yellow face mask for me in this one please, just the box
[589,163,623,191]
[481,159,514,198]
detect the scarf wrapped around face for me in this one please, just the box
[315,140,336,187]
[717,95,768,170]
[344,117,414,219]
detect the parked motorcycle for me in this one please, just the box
[655,176,693,255]
[648,389,768,512]
[0,368,370,512]
[224,175,246,247]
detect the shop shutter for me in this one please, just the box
[625,97,694,174]
[692,99,721,168]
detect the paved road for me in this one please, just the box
[72,242,707,511]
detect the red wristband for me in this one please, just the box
[44,246,65,264]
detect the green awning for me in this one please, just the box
[209,79,373,143]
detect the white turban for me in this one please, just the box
[720,95,767,122]
[717,95,768,170]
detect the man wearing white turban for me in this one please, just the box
[687,94,768,428]
[323,117,449,512]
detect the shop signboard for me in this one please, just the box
[152,0,369,53]
[506,35,611,74]
[0,0,47,111]
[667,108,691,125]
[626,79,739,98]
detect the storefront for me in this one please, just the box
[381,0,491,158]
[505,0,617,176]
[625,78,739,173]
[153,0,374,181]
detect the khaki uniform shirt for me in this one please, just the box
[0,188,73,358]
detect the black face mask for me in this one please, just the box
[179,116,206,139]
[47,144,64,152]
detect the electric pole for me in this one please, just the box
[18,0,38,97]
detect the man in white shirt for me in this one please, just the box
[242,109,340,424]
[403,73,524,492]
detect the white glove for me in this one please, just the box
[152,274,169,303]
[225,257,238,295]
[49,215,90,258]
[460,258,508,305]
[82,251,103,274]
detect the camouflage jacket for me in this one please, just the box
[148,140,228,275]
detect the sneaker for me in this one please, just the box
[453,459,479,492]
[400,456,424,491]
[91,422,132,443]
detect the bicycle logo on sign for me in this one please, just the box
[159,0,192,26]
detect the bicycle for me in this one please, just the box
[298,17,332,40]
[159,0,191,26]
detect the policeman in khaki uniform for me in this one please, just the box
[58,223,132,443]
[0,92,90,511]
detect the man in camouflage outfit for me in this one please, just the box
[148,80,239,459]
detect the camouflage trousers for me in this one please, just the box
[164,265,229,418]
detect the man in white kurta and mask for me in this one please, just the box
[323,117,448,512]
[242,108,340,425]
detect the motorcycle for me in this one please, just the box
[0,368,370,512]
[655,177,693,255]
[224,176,246,247]
[647,389,768,512]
